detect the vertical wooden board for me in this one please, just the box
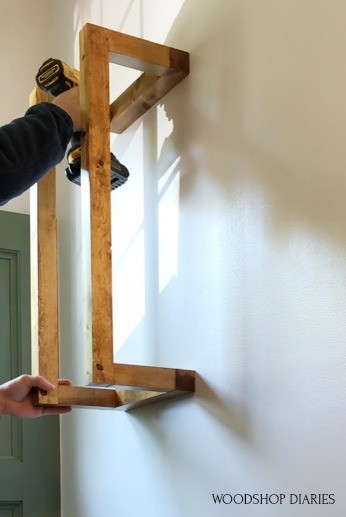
[80,24,114,383]
[37,169,59,388]
[30,88,59,403]
[30,182,39,376]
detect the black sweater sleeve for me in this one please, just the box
[0,102,73,205]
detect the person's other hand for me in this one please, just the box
[53,87,81,131]
[0,375,72,417]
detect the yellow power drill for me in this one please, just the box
[36,58,129,189]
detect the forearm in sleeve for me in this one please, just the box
[0,102,73,205]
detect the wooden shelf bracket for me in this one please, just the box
[30,24,194,411]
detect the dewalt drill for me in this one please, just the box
[36,58,129,189]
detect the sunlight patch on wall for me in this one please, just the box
[142,0,186,42]
[112,227,145,356]
[158,158,180,294]
[111,122,145,356]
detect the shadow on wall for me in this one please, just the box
[195,375,251,443]
[125,0,257,442]
[126,372,252,442]
[127,373,252,474]
[123,0,346,444]
[70,0,346,253]
[62,0,346,436]
[109,0,256,441]
[158,0,346,249]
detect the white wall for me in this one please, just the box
[52,2,346,516]
[0,0,54,214]
[5,0,346,515]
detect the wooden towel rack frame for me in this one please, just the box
[30,23,195,411]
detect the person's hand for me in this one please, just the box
[53,87,81,131]
[0,375,72,418]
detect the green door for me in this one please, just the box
[0,211,61,517]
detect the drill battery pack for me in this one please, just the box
[65,133,129,190]
[36,58,80,97]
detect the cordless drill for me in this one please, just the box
[36,58,129,189]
